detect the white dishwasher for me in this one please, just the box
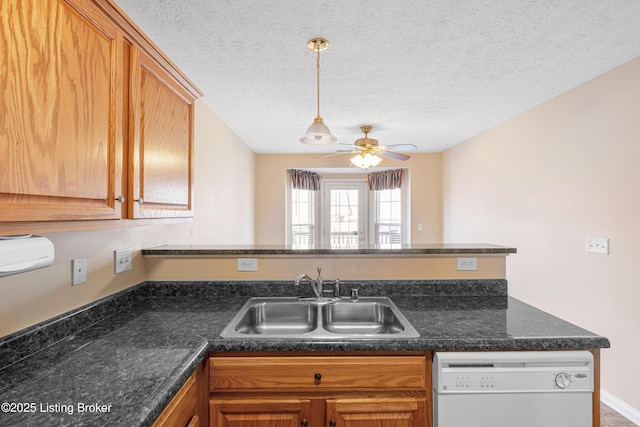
[433,351,594,427]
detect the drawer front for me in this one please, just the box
[210,356,426,392]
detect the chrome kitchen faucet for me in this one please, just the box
[294,267,341,301]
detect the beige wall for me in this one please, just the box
[443,58,640,412]
[254,153,442,244]
[0,100,255,337]
[146,255,506,281]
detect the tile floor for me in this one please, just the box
[602,404,638,427]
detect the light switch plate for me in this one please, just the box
[114,248,133,274]
[586,237,609,255]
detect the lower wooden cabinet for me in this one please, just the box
[209,353,431,427]
[211,396,426,427]
[327,397,427,427]
[152,371,199,427]
[153,359,208,427]
[211,398,311,427]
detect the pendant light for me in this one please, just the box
[299,38,337,145]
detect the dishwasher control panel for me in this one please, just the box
[434,351,594,393]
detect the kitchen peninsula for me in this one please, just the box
[141,243,517,281]
[0,244,609,426]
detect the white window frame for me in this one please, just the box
[322,179,368,248]
[285,185,320,247]
[286,169,411,247]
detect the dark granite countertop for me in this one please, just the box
[141,243,517,256]
[0,280,608,427]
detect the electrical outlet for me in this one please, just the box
[114,248,133,274]
[237,258,258,272]
[456,257,477,271]
[587,237,609,255]
[72,258,87,285]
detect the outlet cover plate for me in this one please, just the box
[72,258,87,285]
[237,258,258,272]
[456,257,478,271]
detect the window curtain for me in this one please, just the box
[288,169,321,191]
[367,169,404,191]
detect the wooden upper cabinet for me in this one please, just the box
[0,0,125,221]
[0,0,201,230]
[128,46,194,218]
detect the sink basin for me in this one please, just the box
[234,301,317,335]
[220,297,419,339]
[322,301,405,334]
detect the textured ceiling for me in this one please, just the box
[115,0,640,154]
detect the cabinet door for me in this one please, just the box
[326,397,427,427]
[211,398,311,427]
[0,0,124,221]
[129,46,194,219]
[152,372,198,427]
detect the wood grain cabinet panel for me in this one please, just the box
[0,0,200,230]
[211,398,311,427]
[153,358,208,427]
[209,353,431,427]
[128,46,194,218]
[210,356,426,392]
[0,0,125,221]
[327,397,427,427]
[152,372,198,427]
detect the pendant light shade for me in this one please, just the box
[300,38,337,145]
[301,117,336,145]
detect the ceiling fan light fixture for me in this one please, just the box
[351,152,382,169]
[300,38,337,145]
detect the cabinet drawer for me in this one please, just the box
[210,356,426,392]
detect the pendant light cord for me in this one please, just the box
[315,46,321,120]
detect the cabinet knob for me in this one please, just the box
[301,420,308,427]
[314,373,322,381]
[115,195,125,204]
[329,421,336,427]
[134,197,144,205]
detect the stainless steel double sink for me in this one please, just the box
[220,297,420,339]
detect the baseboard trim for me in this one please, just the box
[601,389,640,426]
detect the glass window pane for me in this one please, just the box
[291,188,314,249]
[374,188,401,248]
[330,188,359,249]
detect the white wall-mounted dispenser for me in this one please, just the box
[0,235,55,278]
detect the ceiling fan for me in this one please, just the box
[338,125,417,169]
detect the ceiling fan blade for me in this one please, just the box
[314,152,353,158]
[339,143,363,149]
[378,150,411,161]
[379,144,417,151]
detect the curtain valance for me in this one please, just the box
[367,169,404,191]
[288,169,321,191]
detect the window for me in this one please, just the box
[323,181,366,249]
[372,188,402,247]
[287,169,410,248]
[290,188,316,249]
